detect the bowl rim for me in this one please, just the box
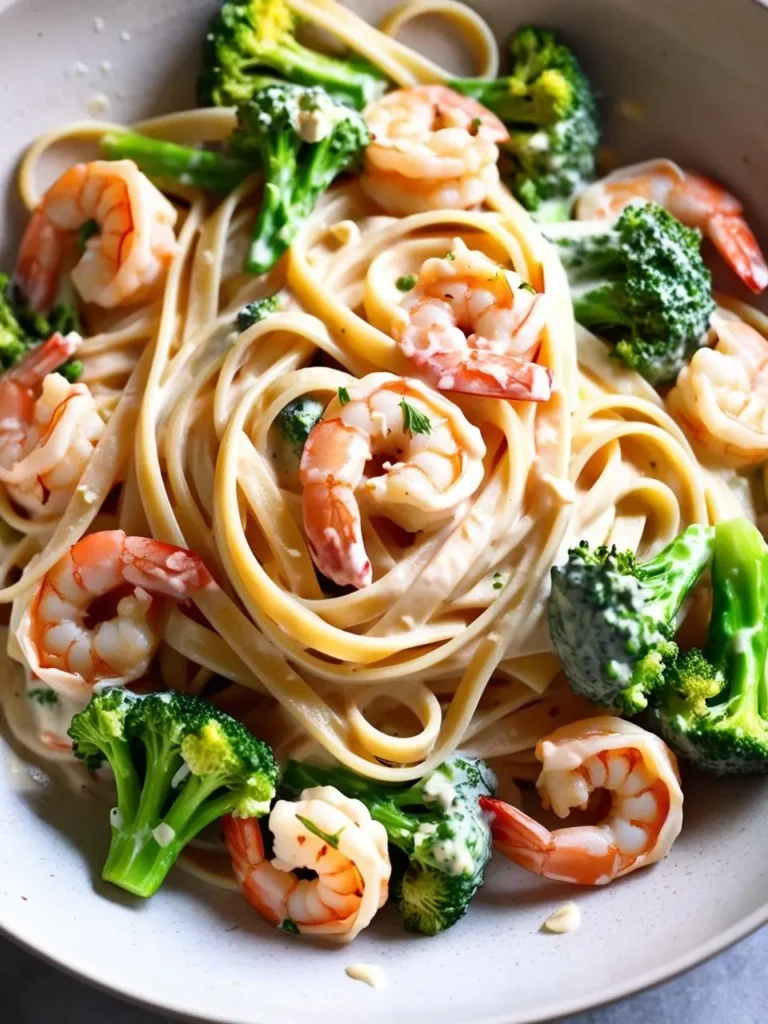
[1,898,766,1024]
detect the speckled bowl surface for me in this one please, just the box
[1,0,768,1021]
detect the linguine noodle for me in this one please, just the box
[0,0,762,891]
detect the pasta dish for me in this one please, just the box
[1,0,768,943]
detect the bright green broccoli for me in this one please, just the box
[655,518,768,774]
[0,273,32,371]
[237,293,280,330]
[0,272,82,379]
[68,688,278,898]
[548,523,714,715]
[277,395,325,455]
[198,0,387,109]
[450,26,598,220]
[231,83,369,273]
[547,200,715,385]
[282,755,496,935]
[101,131,252,194]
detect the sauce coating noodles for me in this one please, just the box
[1,0,764,892]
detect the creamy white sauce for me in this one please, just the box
[345,964,386,989]
[172,762,191,789]
[153,823,176,848]
[87,93,110,116]
[541,902,581,934]
[422,771,456,811]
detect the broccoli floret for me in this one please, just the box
[451,26,598,220]
[237,293,280,330]
[199,0,387,109]
[549,523,714,714]
[655,518,768,774]
[0,273,81,378]
[277,396,324,455]
[547,201,714,385]
[282,755,496,935]
[0,273,32,370]
[69,689,277,898]
[232,83,369,273]
[101,131,252,194]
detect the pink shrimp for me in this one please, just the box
[17,530,214,699]
[576,159,768,294]
[482,717,683,886]
[0,332,103,518]
[667,312,768,467]
[299,373,485,588]
[223,785,390,943]
[361,85,508,216]
[393,240,553,401]
[15,159,177,313]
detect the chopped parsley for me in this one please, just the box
[337,386,351,406]
[236,294,279,331]
[400,399,432,436]
[279,918,300,934]
[395,274,417,292]
[445,251,455,261]
[295,814,344,849]
[492,572,504,591]
[519,281,537,294]
[28,687,59,706]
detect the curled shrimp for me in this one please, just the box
[481,717,683,886]
[15,159,177,313]
[392,239,553,401]
[299,372,486,589]
[17,530,214,700]
[576,159,768,294]
[223,785,391,943]
[667,312,768,467]
[0,332,103,518]
[361,85,508,216]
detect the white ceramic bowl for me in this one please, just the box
[2,1,768,1021]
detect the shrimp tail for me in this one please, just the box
[480,796,555,872]
[121,534,215,596]
[7,332,79,388]
[708,212,768,294]
[302,481,372,589]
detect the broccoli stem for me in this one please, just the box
[708,519,768,719]
[101,131,252,194]
[103,762,241,897]
[107,739,142,827]
[247,132,298,273]
[448,78,557,125]
[256,38,382,108]
[640,525,715,625]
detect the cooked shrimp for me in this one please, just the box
[481,717,683,885]
[576,159,768,294]
[223,785,390,943]
[667,312,768,467]
[0,333,103,518]
[299,372,486,588]
[15,159,177,312]
[361,85,508,216]
[392,239,553,401]
[17,530,214,700]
